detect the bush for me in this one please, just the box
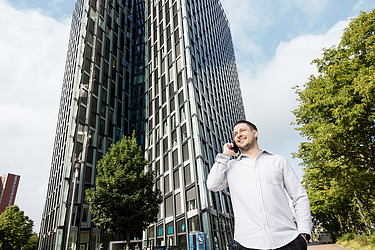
[358,235,369,246]
[370,233,375,246]
[341,233,356,241]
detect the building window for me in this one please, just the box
[172,130,177,147]
[171,113,177,129]
[155,142,160,158]
[164,154,169,172]
[182,143,189,162]
[157,224,164,237]
[156,160,161,176]
[188,215,199,232]
[164,175,170,194]
[180,105,186,122]
[178,91,184,106]
[163,119,168,135]
[148,225,155,238]
[175,42,180,57]
[181,124,187,141]
[156,179,161,192]
[165,195,173,217]
[166,221,174,235]
[177,57,183,72]
[184,164,191,185]
[172,149,178,167]
[170,97,175,112]
[176,218,187,249]
[175,193,181,215]
[163,137,168,152]
[176,218,185,234]
[177,72,183,89]
[186,187,196,211]
[173,169,180,190]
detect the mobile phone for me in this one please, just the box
[232,141,239,153]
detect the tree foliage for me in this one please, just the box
[293,9,375,235]
[85,133,162,249]
[22,232,39,250]
[0,205,34,249]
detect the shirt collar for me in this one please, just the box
[236,149,272,161]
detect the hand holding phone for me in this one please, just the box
[231,141,239,153]
[223,142,239,156]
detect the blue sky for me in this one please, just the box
[222,0,373,69]
[0,0,374,233]
[8,0,75,19]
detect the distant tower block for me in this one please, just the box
[0,173,20,214]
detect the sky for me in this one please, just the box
[0,0,373,234]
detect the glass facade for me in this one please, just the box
[144,0,245,249]
[39,0,245,249]
[38,0,145,249]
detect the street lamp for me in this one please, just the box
[65,153,82,250]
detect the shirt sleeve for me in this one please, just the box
[282,157,312,236]
[206,153,230,192]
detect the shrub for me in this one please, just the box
[341,233,356,242]
[370,233,375,246]
[357,235,369,246]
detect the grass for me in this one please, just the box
[337,233,375,250]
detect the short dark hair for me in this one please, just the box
[234,120,258,131]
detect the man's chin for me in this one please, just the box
[239,144,250,151]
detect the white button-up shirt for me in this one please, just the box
[207,150,311,249]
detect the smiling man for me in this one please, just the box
[207,120,312,250]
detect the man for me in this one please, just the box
[207,120,311,250]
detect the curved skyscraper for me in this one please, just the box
[143,0,244,249]
[39,0,245,249]
[39,0,146,249]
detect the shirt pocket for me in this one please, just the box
[263,168,283,185]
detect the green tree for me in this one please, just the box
[0,205,34,249]
[302,165,364,235]
[293,9,375,235]
[22,232,39,250]
[86,133,162,250]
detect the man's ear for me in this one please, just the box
[253,130,258,139]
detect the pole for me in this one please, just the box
[354,192,371,235]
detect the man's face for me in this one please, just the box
[233,123,258,150]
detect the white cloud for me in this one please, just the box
[0,0,70,232]
[237,20,350,177]
[220,0,273,64]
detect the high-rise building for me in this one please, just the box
[0,173,20,214]
[143,0,245,249]
[39,0,245,249]
[38,0,146,249]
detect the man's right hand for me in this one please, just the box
[223,143,239,157]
